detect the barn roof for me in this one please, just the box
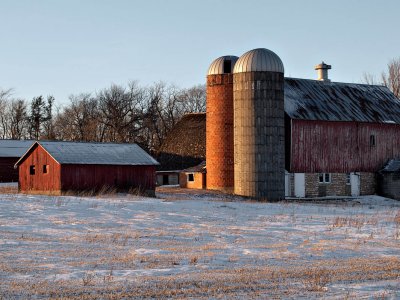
[0,140,35,157]
[285,78,400,123]
[156,113,206,171]
[181,161,206,173]
[379,159,400,173]
[16,141,159,166]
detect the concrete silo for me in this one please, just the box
[233,48,285,200]
[206,55,238,192]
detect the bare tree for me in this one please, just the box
[179,84,206,113]
[9,99,28,139]
[0,89,13,139]
[96,83,143,143]
[361,72,378,85]
[382,58,400,98]
[54,94,101,141]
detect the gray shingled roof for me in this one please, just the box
[17,141,159,166]
[284,78,400,123]
[379,159,400,173]
[0,140,35,157]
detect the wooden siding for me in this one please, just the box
[0,157,19,182]
[18,145,61,193]
[290,120,400,173]
[60,164,156,192]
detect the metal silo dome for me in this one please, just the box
[233,48,284,73]
[207,55,239,75]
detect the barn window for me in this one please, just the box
[43,165,49,174]
[29,165,35,175]
[370,135,376,147]
[318,173,331,184]
[187,173,195,182]
[346,173,351,185]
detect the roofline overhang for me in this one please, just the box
[14,141,61,169]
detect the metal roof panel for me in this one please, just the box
[284,78,400,123]
[33,141,159,166]
[0,140,35,157]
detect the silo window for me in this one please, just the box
[370,135,376,147]
[187,173,195,182]
[30,165,35,175]
[223,60,231,73]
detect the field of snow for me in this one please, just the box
[0,187,399,299]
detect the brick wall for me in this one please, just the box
[303,172,375,197]
[360,172,376,195]
[180,172,206,189]
[206,74,234,191]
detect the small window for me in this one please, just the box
[187,173,194,182]
[30,165,35,175]
[370,135,376,147]
[318,173,331,184]
[43,165,49,174]
[223,60,231,74]
[346,173,351,185]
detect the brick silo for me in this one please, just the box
[233,48,285,200]
[206,55,238,192]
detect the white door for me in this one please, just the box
[350,172,360,196]
[294,173,305,198]
[285,171,290,197]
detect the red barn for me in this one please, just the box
[0,140,34,182]
[15,141,159,195]
[284,75,400,197]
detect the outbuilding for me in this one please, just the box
[155,113,206,186]
[0,140,34,182]
[378,159,400,200]
[179,161,206,189]
[15,141,159,195]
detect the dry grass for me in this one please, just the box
[0,185,18,194]
[1,257,399,299]
[1,191,399,298]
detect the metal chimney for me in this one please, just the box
[315,62,331,82]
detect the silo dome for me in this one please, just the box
[233,48,284,73]
[207,55,239,75]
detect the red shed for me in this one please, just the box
[15,141,159,195]
[0,140,34,182]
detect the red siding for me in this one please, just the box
[60,164,156,192]
[290,120,400,173]
[0,157,19,182]
[18,145,61,193]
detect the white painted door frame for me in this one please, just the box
[294,173,305,198]
[350,172,360,197]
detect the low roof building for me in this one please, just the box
[15,141,159,195]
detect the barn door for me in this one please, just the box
[350,172,360,197]
[294,173,305,198]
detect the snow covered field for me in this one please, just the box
[0,187,399,299]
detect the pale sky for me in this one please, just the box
[1,0,399,105]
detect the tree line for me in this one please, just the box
[0,81,205,153]
[1,57,399,152]
[362,57,400,98]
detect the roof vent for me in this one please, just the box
[315,62,331,82]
